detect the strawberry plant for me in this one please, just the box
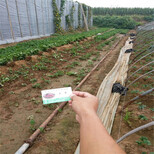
[136,136,151,146]
[0,28,112,65]
[138,115,148,120]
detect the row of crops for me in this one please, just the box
[0,28,109,65]
[0,28,128,86]
[0,28,128,66]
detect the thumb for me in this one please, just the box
[70,94,77,100]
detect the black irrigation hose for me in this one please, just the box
[117,121,154,143]
[126,70,154,89]
[128,51,154,71]
[127,61,154,80]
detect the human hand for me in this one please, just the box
[69,91,98,123]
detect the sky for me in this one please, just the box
[76,0,154,8]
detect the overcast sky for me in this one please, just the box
[76,0,154,8]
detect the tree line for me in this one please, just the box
[93,16,138,29]
[93,8,154,16]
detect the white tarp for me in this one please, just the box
[0,0,93,45]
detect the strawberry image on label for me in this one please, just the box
[44,93,55,99]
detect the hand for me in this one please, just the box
[69,91,98,123]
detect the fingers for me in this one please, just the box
[72,91,90,97]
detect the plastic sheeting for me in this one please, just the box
[0,0,93,45]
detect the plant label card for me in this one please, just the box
[41,87,72,105]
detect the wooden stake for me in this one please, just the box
[34,0,39,35]
[5,0,15,40]
[0,31,4,41]
[47,0,51,33]
[80,4,89,31]
[25,0,32,36]
[15,0,23,37]
[41,0,45,35]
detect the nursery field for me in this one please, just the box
[0,25,153,154]
[0,28,128,153]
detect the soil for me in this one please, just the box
[2,29,152,154]
[25,35,128,154]
[0,31,127,154]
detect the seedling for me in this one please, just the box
[8,68,13,74]
[70,48,79,56]
[52,53,60,59]
[138,104,146,110]
[87,60,93,66]
[45,80,50,84]
[46,104,54,109]
[9,91,15,94]
[27,115,36,132]
[36,109,41,113]
[138,114,148,120]
[124,109,131,125]
[79,53,92,60]
[136,136,151,146]
[40,56,52,63]
[30,78,37,83]
[39,127,44,132]
[48,70,64,78]
[31,97,40,104]
[32,83,41,88]
[66,61,80,68]
[21,83,27,87]
[66,71,77,76]
[58,108,63,113]
[92,57,97,61]
[32,62,48,71]
[63,84,71,87]
[150,108,154,111]
[76,87,81,91]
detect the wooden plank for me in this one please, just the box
[41,0,45,35]
[80,4,89,31]
[5,0,15,40]
[0,31,3,40]
[74,37,133,154]
[34,0,39,35]
[25,0,32,36]
[15,0,23,37]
